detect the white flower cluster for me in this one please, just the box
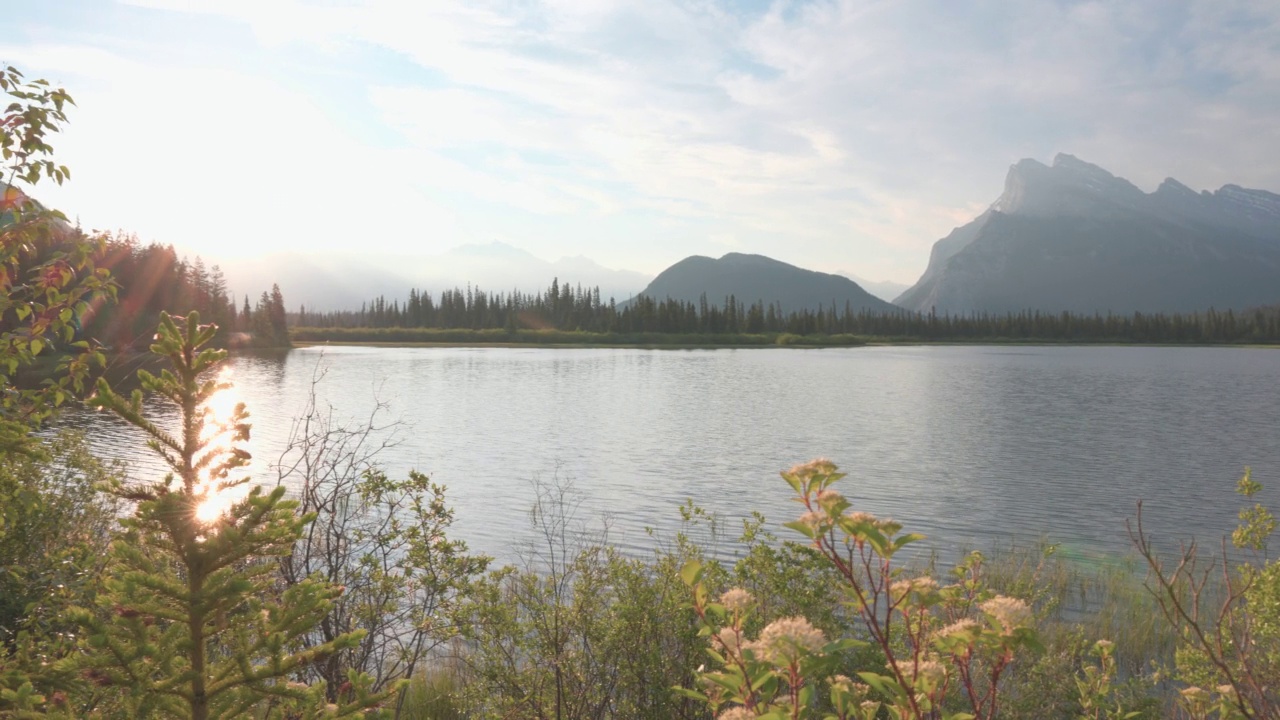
[787,458,837,477]
[935,618,979,640]
[912,658,947,686]
[890,575,938,600]
[719,587,754,613]
[980,596,1032,634]
[747,616,826,665]
[714,629,743,655]
[799,510,830,531]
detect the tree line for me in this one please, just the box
[5,230,293,350]
[295,279,1280,344]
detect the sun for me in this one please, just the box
[192,367,253,524]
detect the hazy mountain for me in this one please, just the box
[635,252,899,314]
[839,273,909,303]
[218,241,651,312]
[218,253,416,312]
[895,154,1280,314]
[437,242,651,302]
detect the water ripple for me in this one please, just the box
[62,345,1280,566]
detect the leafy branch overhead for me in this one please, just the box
[1,65,73,187]
[0,66,113,455]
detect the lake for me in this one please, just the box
[63,345,1280,566]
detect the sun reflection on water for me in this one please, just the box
[193,368,254,524]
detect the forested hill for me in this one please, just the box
[895,154,1280,314]
[2,184,293,350]
[86,234,291,349]
[633,252,899,315]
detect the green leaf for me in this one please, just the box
[894,532,925,551]
[858,671,905,701]
[824,637,866,653]
[783,520,816,538]
[680,559,703,587]
[670,686,708,703]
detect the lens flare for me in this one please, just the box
[192,368,252,524]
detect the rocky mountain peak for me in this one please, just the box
[894,155,1280,315]
[1051,152,1113,176]
[992,154,1145,217]
[1155,177,1198,198]
[1215,184,1280,218]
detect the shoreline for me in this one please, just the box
[287,336,1280,350]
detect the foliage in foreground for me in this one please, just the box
[272,367,489,711]
[669,461,1276,720]
[0,433,121,717]
[681,460,1046,720]
[1130,468,1280,718]
[2,314,1277,719]
[0,63,116,717]
[63,313,391,718]
[449,477,709,720]
[0,65,113,456]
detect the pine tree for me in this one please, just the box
[268,284,289,344]
[208,265,230,330]
[69,312,394,719]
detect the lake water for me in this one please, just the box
[63,345,1280,566]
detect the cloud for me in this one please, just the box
[9,0,1280,282]
[1,38,471,258]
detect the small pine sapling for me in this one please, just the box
[67,311,396,719]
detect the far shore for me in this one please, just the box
[287,332,1280,351]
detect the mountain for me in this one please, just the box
[634,252,899,314]
[839,273,909,303]
[895,154,1280,314]
[437,242,650,302]
[218,242,651,312]
[218,253,416,313]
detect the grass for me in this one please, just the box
[397,662,466,720]
[976,540,1177,675]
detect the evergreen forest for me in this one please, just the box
[85,233,290,349]
[296,280,1280,345]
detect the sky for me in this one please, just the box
[5,0,1280,284]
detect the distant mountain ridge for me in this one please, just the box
[635,252,898,314]
[219,241,650,312]
[895,154,1280,314]
[839,273,909,303]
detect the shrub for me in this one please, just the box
[681,459,1044,720]
[0,433,119,647]
[68,312,393,718]
[273,366,489,710]
[1130,468,1280,718]
[451,475,708,719]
